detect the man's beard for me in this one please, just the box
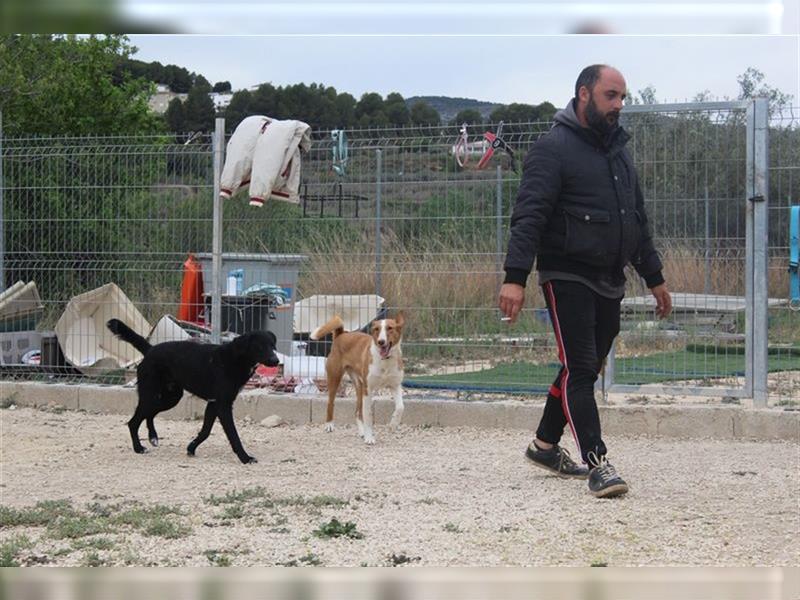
[585,95,619,136]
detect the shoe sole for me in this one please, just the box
[591,483,629,498]
[525,449,589,480]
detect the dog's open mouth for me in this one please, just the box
[379,342,392,359]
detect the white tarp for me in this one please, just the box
[0,280,44,324]
[293,294,385,335]
[55,283,151,374]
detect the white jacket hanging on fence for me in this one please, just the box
[219,115,312,206]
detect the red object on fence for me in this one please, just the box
[178,253,205,323]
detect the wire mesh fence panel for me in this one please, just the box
[612,107,752,397]
[765,106,800,404]
[1,104,794,403]
[0,133,214,383]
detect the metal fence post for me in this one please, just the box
[211,118,225,344]
[0,111,5,292]
[704,185,711,295]
[375,148,382,298]
[496,165,503,294]
[745,102,755,400]
[752,98,770,407]
[745,99,770,406]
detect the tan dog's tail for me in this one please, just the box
[309,315,345,340]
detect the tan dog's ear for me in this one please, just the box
[394,311,405,328]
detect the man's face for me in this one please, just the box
[582,69,627,135]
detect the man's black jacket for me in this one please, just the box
[503,100,664,290]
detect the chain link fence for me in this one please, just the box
[1,102,797,405]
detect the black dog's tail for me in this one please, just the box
[107,318,152,355]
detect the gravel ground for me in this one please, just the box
[0,406,798,567]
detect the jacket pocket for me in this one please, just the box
[563,206,614,265]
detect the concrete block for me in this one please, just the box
[436,400,499,428]
[310,396,356,425]
[400,399,439,427]
[654,405,735,439]
[234,392,311,425]
[78,385,136,415]
[494,402,542,431]
[602,406,660,438]
[10,382,81,411]
[734,408,800,442]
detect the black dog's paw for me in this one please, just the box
[149,437,159,447]
[134,446,149,454]
[240,455,258,464]
[186,444,196,456]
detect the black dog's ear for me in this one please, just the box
[265,330,277,345]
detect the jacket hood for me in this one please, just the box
[554,98,629,151]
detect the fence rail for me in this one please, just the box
[1,101,797,406]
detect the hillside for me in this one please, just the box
[405,95,503,123]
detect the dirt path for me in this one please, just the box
[1,406,798,567]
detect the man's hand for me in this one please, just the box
[498,283,525,323]
[650,283,672,319]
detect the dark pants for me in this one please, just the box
[535,280,621,464]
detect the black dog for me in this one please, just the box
[107,318,280,464]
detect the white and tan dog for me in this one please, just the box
[310,313,405,444]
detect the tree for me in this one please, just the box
[355,92,387,127]
[452,109,483,126]
[212,81,232,93]
[737,67,792,112]
[224,89,253,131]
[334,92,357,128]
[384,92,410,127]
[163,64,193,93]
[537,101,557,122]
[0,34,160,136]
[410,101,440,126]
[489,103,540,123]
[192,73,211,91]
[626,84,658,106]
[250,83,278,117]
[164,97,186,132]
[183,84,215,132]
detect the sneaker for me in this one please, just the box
[587,452,629,498]
[525,440,589,479]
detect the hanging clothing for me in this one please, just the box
[220,115,312,206]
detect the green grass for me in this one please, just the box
[0,500,77,527]
[71,537,115,552]
[313,518,363,540]
[204,550,232,566]
[0,535,33,567]
[48,514,111,539]
[280,552,322,567]
[204,487,269,506]
[1,500,191,542]
[406,347,800,391]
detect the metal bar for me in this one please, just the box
[744,101,755,399]
[495,164,503,294]
[704,185,711,295]
[375,148,382,298]
[609,384,748,399]
[623,101,749,113]
[211,118,225,344]
[752,98,770,407]
[0,111,4,292]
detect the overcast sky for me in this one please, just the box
[127,34,798,107]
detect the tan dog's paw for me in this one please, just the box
[324,422,335,433]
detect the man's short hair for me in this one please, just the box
[575,64,609,98]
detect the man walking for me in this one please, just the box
[498,64,672,498]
